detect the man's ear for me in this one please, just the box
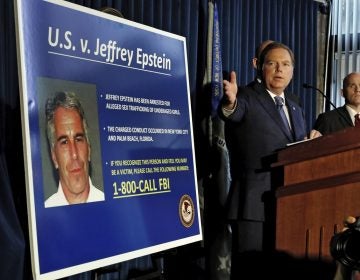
[252,57,258,69]
[341,89,344,98]
[51,149,59,169]
[88,145,91,162]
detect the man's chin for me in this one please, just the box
[65,179,89,193]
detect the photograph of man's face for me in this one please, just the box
[51,106,91,202]
[38,78,104,207]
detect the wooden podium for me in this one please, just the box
[273,127,360,262]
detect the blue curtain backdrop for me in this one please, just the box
[0,0,318,279]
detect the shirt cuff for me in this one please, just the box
[222,99,237,117]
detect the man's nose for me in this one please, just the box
[275,63,283,72]
[70,142,78,159]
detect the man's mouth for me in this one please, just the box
[274,76,284,80]
[70,167,82,173]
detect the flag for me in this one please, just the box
[203,1,232,279]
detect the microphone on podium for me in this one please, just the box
[302,83,338,110]
[303,83,353,127]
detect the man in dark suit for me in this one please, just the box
[221,42,319,278]
[225,40,273,202]
[313,72,360,135]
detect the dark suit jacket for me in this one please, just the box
[221,81,307,222]
[313,105,353,135]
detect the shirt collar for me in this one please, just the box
[58,177,93,203]
[266,89,285,102]
[345,105,359,123]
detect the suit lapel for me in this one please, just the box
[286,98,305,141]
[338,106,353,126]
[253,83,294,141]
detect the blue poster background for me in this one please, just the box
[16,0,201,278]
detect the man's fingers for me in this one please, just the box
[309,129,322,139]
[344,216,356,225]
[230,71,237,84]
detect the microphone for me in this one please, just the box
[303,83,353,127]
[303,83,339,110]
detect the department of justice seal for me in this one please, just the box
[179,194,195,228]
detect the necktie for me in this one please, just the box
[354,271,360,280]
[355,114,360,128]
[274,96,291,133]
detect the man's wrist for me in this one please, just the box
[222,99,237,117]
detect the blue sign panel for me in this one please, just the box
[15,0,202,279]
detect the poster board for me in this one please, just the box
[14,0,202,279]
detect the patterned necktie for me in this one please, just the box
[355,114,360,128]
[274,96,291,133]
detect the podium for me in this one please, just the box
[273,127,360,261]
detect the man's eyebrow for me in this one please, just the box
[75,132,85,138]
[56,133,85,142]
[56,135,68,142]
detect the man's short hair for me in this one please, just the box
[342,72,360,89]
[255,40,274,60]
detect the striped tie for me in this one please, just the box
[274,96,291,133]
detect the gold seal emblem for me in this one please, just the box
[179,194,195,228]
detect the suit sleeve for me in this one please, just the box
[313,113,328,135]
[218,88,248,122]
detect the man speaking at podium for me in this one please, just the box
[220,42,319,278]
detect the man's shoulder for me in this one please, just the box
[44,193,56,207]
[240,80,263,95]
[314,106,351,134]
[284,91,301,104]
[318,106,347,118]
[44,191,67,208]
[245,79,258,88]
[88,184,105,202]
